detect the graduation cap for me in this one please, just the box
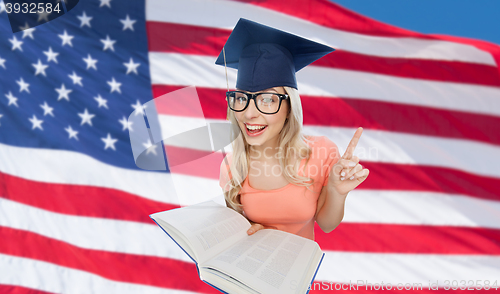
[215,18,335,92]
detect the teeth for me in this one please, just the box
[246,124,266,130]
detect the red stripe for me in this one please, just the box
[314,223,500,255]
[146,22,500,87]
[153,85,500,147]
[0,227,219,293]
[233,0,428,38]
[0,285,55,294]
[0,171,178,224]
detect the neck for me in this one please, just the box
[248,136,281,161]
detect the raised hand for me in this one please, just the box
[328,127,369,196]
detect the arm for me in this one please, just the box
[314,185,348,233]
[315,128,369,233]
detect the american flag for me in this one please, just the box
[1,0,500,293]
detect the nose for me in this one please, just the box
[244,98,260,119]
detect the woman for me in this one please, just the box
[217,19,369,241]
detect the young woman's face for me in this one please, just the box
[234,86,289,149]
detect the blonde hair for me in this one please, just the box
[222,86,315,214]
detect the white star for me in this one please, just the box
[120,14,136,31]
[118,116,133,131]
[99,0,112,8]
[43,47,59,63]
[143,139,158,155]
[5,91,18,107]
[0,1,5,14]
[40,102,54,116]
[29,115,44,130]
[94,94,108,109]
[0,56,5,69]
[38,11,50,22]
[107,77,121,93]
[68,71,83,86]
[19,22,36,39]
[58,30,74,47]
[0,114,3,126]
[16,78,30,93]
[55,84,72,101]
[131,100,146,116]
[78,108,95,126]
[123,58,140,75]
[77,11,92,28]
[100,35,116,51]
[101,133,118,150]
[32,59,49,76]
[65,125,79,140]
[83,54,98,70]
[9,36,23,51]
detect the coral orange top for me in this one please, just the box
[219,136,340,241]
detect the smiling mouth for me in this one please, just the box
[244,123,268,134]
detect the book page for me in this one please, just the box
[202,229,321,294]
[152,201,251,264]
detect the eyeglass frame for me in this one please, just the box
[225,90,290,115]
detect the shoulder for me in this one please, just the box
[305,135,339,159]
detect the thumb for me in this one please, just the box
[247,223,264,235]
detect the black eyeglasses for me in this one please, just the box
[226,91,289,115]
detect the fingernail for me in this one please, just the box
[349,176,354,180]
[341,171,345,177]
[349,162,356,167]
[248,230,253,234]
[341,177,345,181]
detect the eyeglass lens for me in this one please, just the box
[228,92,281,114]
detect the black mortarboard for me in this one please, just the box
[215,18,335,92]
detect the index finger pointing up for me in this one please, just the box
[342,127,363,160]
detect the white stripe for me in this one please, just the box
[158,115,500,179]
[149,53,500,117]
[346,190,500,229]
[0,254,200,294]
[0,142,223,205]
[317,251,500,285]
[0,197,192,262]
[305,125,500,179]
[146,0,496,65]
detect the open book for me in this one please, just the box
[150,200,324,294]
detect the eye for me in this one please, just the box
[259,93,278,103]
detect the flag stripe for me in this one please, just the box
[147,21,500,87]
[0,198,191,259]
[316,251,500,286]
[233,0,500,71]
[154,85,500,146]
[0,285,55,294]
[149,53,500,117]
[3,184,500,254]
[0,171,176,224]
[0,142,176,204]
[0,227,218,293]
[0,254,204,294]
[146,0,497,65]
[157,115,500,183]
[315,223,500,255]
